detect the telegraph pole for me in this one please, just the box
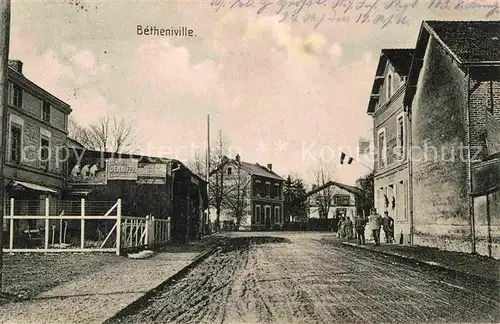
[0,0,11,292]
[205,114,210,233]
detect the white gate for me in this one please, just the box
[3,198,172,255]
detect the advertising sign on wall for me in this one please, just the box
[106,158,139,180]
[137,163,167,184]
[68,155,107,186]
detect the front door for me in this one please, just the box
[265,206,271,230]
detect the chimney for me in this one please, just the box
[267,163,272,171]
[8,59,23,73]
[235,154,240,163]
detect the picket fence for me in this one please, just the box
[3,198,171,255]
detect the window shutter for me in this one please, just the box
[403,181,408,221]
[8,82,13,105]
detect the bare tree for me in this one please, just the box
[221,163,251,228]
[311,162,337,220]
[68,114,138,154]
[188,130,232,231]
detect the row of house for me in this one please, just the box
[2,59,208,243]
[367,21,500,258]
[212,154,367,231]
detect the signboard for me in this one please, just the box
[107,158,138,180]
[137,163,167,184]
[333,194,350,206]
[68,154,107,186]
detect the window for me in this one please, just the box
[275,206,281,224]
[10,124,22,163]
[42,101,51,123]
[265,206,271,224]
[255,205,261,224]
[378,129,386,169]
[12,83,22,108]
[403,181,408,221]
[396,113,405,160]
[253,179,260,197]
[488,81,494,115]
[266,182,271,197]
[40,136,50,170]
[227,167,232,175]
[387,73,393,99]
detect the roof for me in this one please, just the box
[10,180,58,193]
[67,137,85,149]
[210,156,284,181]
[424,21,500,64]
[381,49,414,75]
[238,161,284,181]
[306,181,363,198]
[367,49,414,114]
[404,20,500,108]
[8,64,72,113]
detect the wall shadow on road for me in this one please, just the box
[218,236,291,253]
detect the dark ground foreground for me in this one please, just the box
[0,253,124,305]
[110,232,500,324]
[0,236,221,307]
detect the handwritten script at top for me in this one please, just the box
[210,0,500,29]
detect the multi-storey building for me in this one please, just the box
[367,49,414,245]
[368,21,500,258]
[5,59,71,205]
[213,155,285,230]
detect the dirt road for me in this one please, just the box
[112,232,499,324]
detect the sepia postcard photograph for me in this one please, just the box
[0,0,499,323]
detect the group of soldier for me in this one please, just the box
[338,209,394,246]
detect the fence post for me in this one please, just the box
[145,215,149,247]
[168,217,171,242]
[116,199,122,256]
[44,198,50,250]
[151,216,155,247]
[81,198,85,249]
[9,198,13,249]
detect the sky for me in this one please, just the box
[8,0,497,186]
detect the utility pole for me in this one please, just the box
[206,114,210,234]
[0,0,11,292]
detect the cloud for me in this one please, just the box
[301,33,327,56]
[131,39,219,100]
[328,42,342,62]
[71,50,97,72]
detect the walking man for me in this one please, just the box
[344,216,353,239]
[368,208,382,246]
[382,211,394,243]
[354,214,367,245]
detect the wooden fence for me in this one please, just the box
[2,198,171,255]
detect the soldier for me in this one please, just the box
[382,211,395,243]
[368,208,382,246]
[354,214,367,245]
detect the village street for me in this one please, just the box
[111,232,499,324]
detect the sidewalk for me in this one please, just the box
[0,245,216,324]
[342,240,500,283]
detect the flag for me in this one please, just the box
[340,152,353,165]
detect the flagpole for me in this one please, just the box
[0,0,11,292]
[205,114,210,232]
[340,151,374,172]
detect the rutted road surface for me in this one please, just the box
[112,232,499,324]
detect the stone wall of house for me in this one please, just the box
[469,80,500,160]
[410,35,472,253]
[472,158,500,259]
[474,189,500,259]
